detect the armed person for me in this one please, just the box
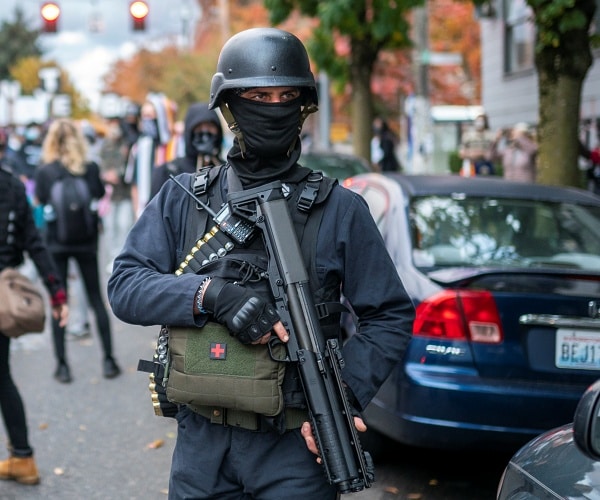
[107,27,414,500]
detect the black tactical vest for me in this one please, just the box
[182,164,343,408]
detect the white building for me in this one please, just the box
[479,0,600,146]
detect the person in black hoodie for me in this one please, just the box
[150,102,223,199]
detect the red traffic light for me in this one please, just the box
[130,1,149,31]
[41,2,60,33]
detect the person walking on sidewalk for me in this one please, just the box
[0,164,68,485]
[34,118,121,383]
[99,115,135,274]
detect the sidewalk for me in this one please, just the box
[2,315,177,499]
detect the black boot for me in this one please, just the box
[54,362,72,384]
[103,357,121,379]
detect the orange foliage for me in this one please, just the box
[429,0,481,105]
[103,0,480,124]
[103,46,182,105]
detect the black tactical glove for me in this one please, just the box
[202,277,280,344]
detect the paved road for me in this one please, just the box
[3,315,178,500]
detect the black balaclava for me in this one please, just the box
[192,131,220,156]
[140,118,159,140]
[225,93,304,187]
[184,102,223,160]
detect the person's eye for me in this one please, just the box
[281,91,300,102]
[240,91,264,101]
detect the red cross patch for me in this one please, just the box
[210,342,227,360]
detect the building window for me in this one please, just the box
[504,0,535,73]
[593,0,600,36]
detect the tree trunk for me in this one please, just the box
[532,0,595,187]
[536,69,584,187]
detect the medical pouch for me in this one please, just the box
[165,321,286,416]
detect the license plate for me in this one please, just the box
[555,329,600,370]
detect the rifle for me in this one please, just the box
[226,180,375,494]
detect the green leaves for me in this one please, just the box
[528,0,596,50]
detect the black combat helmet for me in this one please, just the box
[209,27,318,110]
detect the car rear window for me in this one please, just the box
[410,196,600,271]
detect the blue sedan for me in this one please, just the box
[343,173,600,452]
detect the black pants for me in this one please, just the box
[0,333,32,457]
[50,250,113,364]
[169,406,338,500]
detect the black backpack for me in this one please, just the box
[49,171,98,245]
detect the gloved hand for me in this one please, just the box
[202,277,280,344]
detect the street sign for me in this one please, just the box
[52,94,72,117]
[420,51,463,66]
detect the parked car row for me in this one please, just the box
[342,173,600,454]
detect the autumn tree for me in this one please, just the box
[0,7,43,82]
[429,1,481,105]
[10,57,89,118]
[266,0,423,161]
[104,47,220,117]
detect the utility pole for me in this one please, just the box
[218,0,230,45]
[407,2,433,174]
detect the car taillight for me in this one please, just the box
[413,289,503,343]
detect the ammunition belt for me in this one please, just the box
[176,225,235,275]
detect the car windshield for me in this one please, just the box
[411,195,600,271]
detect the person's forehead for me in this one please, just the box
[141,103,156,116]
[193,122,219,133]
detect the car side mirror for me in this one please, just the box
[574,378,600,460]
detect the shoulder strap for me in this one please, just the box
[292,172,337,283]
[184,167,212,252]
[292,173,348,326]
[178,165,228,272]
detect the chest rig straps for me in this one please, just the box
[138,166,232,418]
[139,167,336,418]
[175,165,236,275]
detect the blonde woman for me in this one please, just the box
[34,118,120,383]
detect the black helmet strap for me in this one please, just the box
[219,103,247,157]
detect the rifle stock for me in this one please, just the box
[227,181,374,494]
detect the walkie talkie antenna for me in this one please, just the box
[169,173,257,247]
[169,174,217,217]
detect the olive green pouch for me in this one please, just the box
[166,322,286,416]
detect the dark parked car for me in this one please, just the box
[342,173,600,452]
[497,378,600,499]
[300,150,372,181]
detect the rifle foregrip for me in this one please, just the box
[312,413,362,493]
[299,349,364,493]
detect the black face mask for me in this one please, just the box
[140,119,159,140]
[191,131,219,156]
[227,94,302,157]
